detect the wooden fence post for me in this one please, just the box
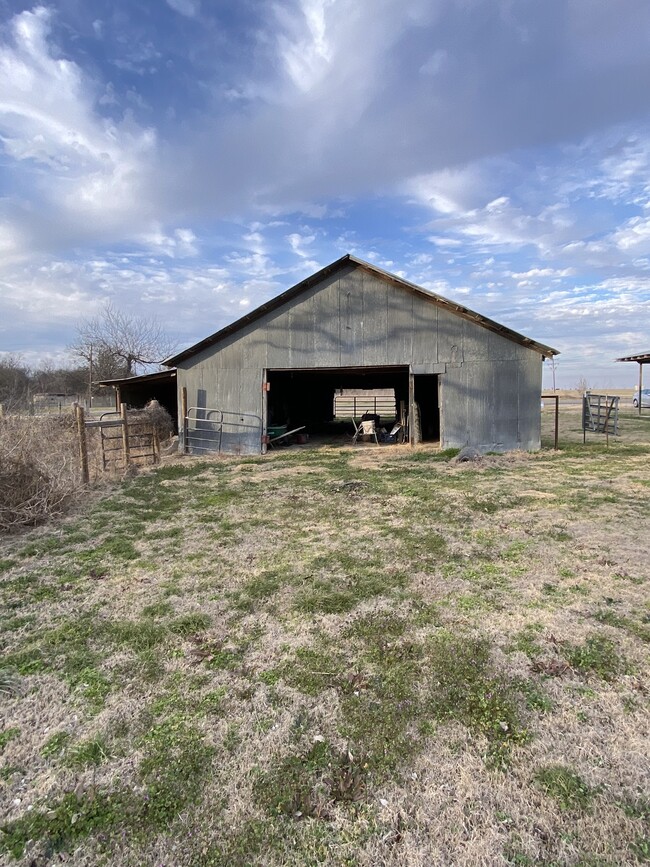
[120,402,130,467]
[181,386,188,454]
[75,404,90,484]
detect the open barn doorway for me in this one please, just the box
[413,374,440,443]
[266,365,410,446]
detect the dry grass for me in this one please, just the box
[0,403,172,533]
[1,403,649,865]
[0,415,84,532]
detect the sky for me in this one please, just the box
[1,0,650,388]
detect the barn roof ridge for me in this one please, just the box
[164,253,558,365]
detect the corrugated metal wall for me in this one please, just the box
[177,263,543,454]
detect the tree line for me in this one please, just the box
[1,304,175,413]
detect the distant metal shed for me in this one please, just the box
[165,254,558,455]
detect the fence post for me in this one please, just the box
[152,427,160,463]
[75,404,90,484]
[181,387,188,454]
[120,402,130,467]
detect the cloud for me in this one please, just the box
[1,0,650,389]
[0,6,157,261]
[166,0,200,18]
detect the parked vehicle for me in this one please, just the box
[632,388,650,408]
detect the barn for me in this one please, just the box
[165,255,558,455]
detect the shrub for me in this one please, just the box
[0,415,83,531]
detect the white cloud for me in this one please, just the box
[611,216,650,252]
[0,6,157,260]
[138,227,199,258]
[286,231,316,257]
[166,0,200,18]
[276,0,335,93]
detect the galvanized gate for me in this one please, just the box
[582,392,620,441]
[185,407,263,455]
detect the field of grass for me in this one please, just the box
[1,405,649,865]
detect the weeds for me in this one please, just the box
[564,633,627,680]
[0,727,20,751]
[534,765,597,811]
[254,741,366,819]
[66,736,110,768]
[138,713,215,828]
[425,633,530,768]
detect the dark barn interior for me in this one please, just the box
[266,365,440,444]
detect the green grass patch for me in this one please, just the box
[66,736,110,768]
[563,633,627,680]
[279,646,346,696]
[425,632,530,768]
[0,790,134,860]
[294,569,406,615]
[141,601,174,618]
[254,740,367,819]
[534,765,597,811]
[0,727,20,751]
[168,612,212,635]
[138,712,215,829]
[594,609,650,643]
[41,731,72,759]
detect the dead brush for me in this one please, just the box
[0,414,87,532]
[530,657,570,677]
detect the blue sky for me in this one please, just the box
[1,0,650,387]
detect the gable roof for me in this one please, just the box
[165,254,558,365]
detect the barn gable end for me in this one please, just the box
[168,256,557,455]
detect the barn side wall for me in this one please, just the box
[176,264,543,454]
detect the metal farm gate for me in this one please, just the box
[184,407,263,455]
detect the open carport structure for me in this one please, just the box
[616,350,650,415]
[165,255,558,455]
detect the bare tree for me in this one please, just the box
[70,304,176,378]
[0,355,31,412]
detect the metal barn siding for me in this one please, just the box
[171,257,556,455]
